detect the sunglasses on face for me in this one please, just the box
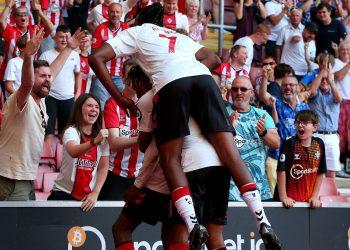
[231,87,252,93]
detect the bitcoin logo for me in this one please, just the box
[67,226,86,248]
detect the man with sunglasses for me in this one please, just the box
[0,28,87,201]
[227,76,280,201]
[0,2,54,95]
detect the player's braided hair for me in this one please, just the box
[135,2,164,27]
[126,65,152,92]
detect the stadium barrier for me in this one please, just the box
[1,201,349,250]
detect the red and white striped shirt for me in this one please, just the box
[91,21,129,77]
[0,24,42,80]
[215,62,249,86]
[79,54,94,94]
[8,0,34,26]
[104,97,143,178]
[45,0,65,29]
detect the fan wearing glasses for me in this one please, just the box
[227,76,280,201]
[276,110,326,208]
[0,28,87,201]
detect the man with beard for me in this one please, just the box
[259,74,310,179]
[0,27,87,201]
[227,76,280,201]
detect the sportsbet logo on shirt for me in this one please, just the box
[290,164,318,180]
[119,125,138,137]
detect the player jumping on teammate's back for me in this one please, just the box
[89,3,282,250]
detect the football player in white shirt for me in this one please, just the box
[89,4,281,250]
[112,65,229,250]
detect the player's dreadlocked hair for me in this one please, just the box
[127,65,152,94]
[135,2,164,27]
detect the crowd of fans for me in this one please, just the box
[0,0,349,210]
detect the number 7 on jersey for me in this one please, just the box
[159,34,177,53]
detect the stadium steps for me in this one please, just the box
[200,28,234,53]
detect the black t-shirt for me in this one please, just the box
[67,0,91,33]
[316,19,347,56]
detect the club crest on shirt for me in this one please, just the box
[119,115,126,123]
[315,151,320,159]
[279,153,286,162]
[294,154,300,160]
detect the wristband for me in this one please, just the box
[259,129,267,138]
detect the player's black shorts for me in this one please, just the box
[171,166,230,225]
[122,187,171,225]
[153,75,235,145]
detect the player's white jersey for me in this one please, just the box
[106,23,211,94]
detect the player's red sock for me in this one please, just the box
[169,243,189,250]
[116,241,134,250]
[172,186,198,232]
[240,183,270,229]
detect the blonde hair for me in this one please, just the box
[185,0,199,9]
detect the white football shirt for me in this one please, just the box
[106,23,211,94]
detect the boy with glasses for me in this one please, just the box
[276,110,326,208]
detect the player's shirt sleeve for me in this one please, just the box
[104,98,120,129]
[63,127,80,145]
[106,26,141,57]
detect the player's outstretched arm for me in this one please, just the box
[89,44,138,115]
[195,47,221,71]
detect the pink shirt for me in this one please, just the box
[188,17,204,42]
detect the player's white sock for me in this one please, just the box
[241,186,271,229]
[172,186,198,233]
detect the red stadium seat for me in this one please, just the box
[35,191,50,201]
[40,139,56,166]
[34,171,44,190]
[42,172,59,193]
[320,195,350,203]
[35,165,56,190]
[319,177,339,197]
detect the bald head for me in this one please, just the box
[232,76,253,89]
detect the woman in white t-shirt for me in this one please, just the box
[48,93,109,211]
